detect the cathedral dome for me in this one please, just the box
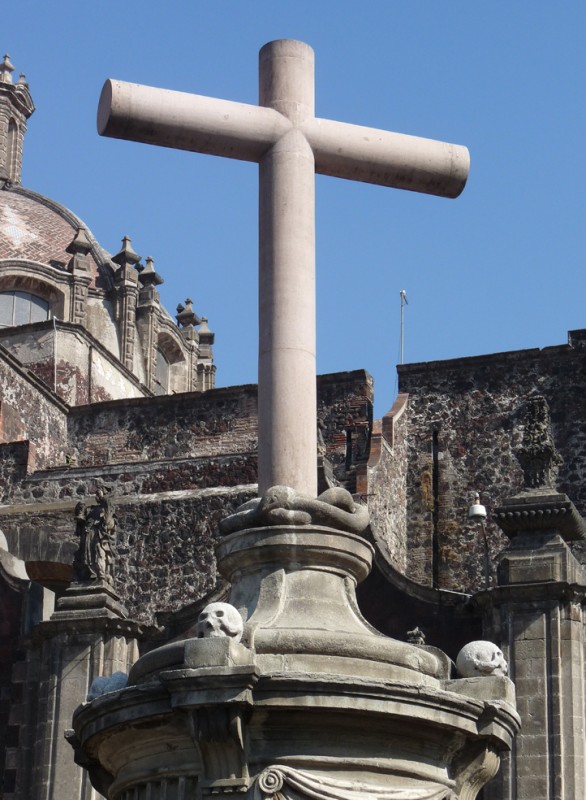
[0,52,215,404]
[0,186,113,288]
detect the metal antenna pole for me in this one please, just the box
[399,290,408,365]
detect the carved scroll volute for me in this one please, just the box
[452,741,501,800]
[188,706,251,796]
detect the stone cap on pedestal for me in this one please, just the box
[52,580,129,621]
[493,490,586,541]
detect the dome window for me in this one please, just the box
[0,290,50,328]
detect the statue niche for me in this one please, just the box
[73,487,116,584]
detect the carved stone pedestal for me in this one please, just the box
[70,519,518,800]
[478,489,586,800]
[53,580,129,621]
[18,581,144,800]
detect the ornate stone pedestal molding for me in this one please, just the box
[70,504,518,800]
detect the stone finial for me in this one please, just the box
[112,235,141,269]
[66,227,92,256]
[456,641,508,678]
[138,255,163,286]
[198,316,214,344]
[516,396,562,489]
[196,602,244,643]
[16,73,28,88]
[406,626,426,645]
[0,54,14,84]
[176,298,200,327]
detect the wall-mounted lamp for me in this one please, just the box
[468,492,489,589]
[468,492,487,522]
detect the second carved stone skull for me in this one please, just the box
[196,602,244,643]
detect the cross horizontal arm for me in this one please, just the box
[305,118,469,198]
[98,79,290,162]
[98,80,469,198]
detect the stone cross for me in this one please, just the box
[98,39,469,497]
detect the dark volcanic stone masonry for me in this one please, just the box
[396,330,586,591]
[0,370,373,623]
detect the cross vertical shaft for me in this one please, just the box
[258,40,317,496]
[96,39,470,500]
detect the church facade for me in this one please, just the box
[0,55,584,800]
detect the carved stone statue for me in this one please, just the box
[516,396,562,489]
[73,487,116,584]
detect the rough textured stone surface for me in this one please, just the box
[397,335,586,592]
[0,372,371,626]
[68,384,260,466]
[359,394,409,574]
[0,345,67,470]
[0,322,147,405]
[0,569,25,798]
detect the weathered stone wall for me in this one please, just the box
[359,395,409,574]
[0,370,372,624]
[68,371,371,475]
[0,323,146,405]
[68,385,259,466]
[317,370,373,489]
[0,443,37,505]
[114,487,253,623]
[398,330,586,592]
[0,346,68,470]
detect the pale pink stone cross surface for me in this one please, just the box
[97,39,469,497]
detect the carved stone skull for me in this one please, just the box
[456,640,508,678]
[196,602,243,643]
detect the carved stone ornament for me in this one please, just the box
[456,641,508,678]
[189,705,251,795]
[406,626,426,645]
[196,602,244,642]
[220,486,369,536]
[255,766,456,799]
[516,396,562,489]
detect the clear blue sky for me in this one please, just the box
[10,1,586,417]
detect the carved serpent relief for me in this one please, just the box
[220,486,369,536]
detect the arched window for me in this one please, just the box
[154,349,170,395]
[0,291,50,328]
